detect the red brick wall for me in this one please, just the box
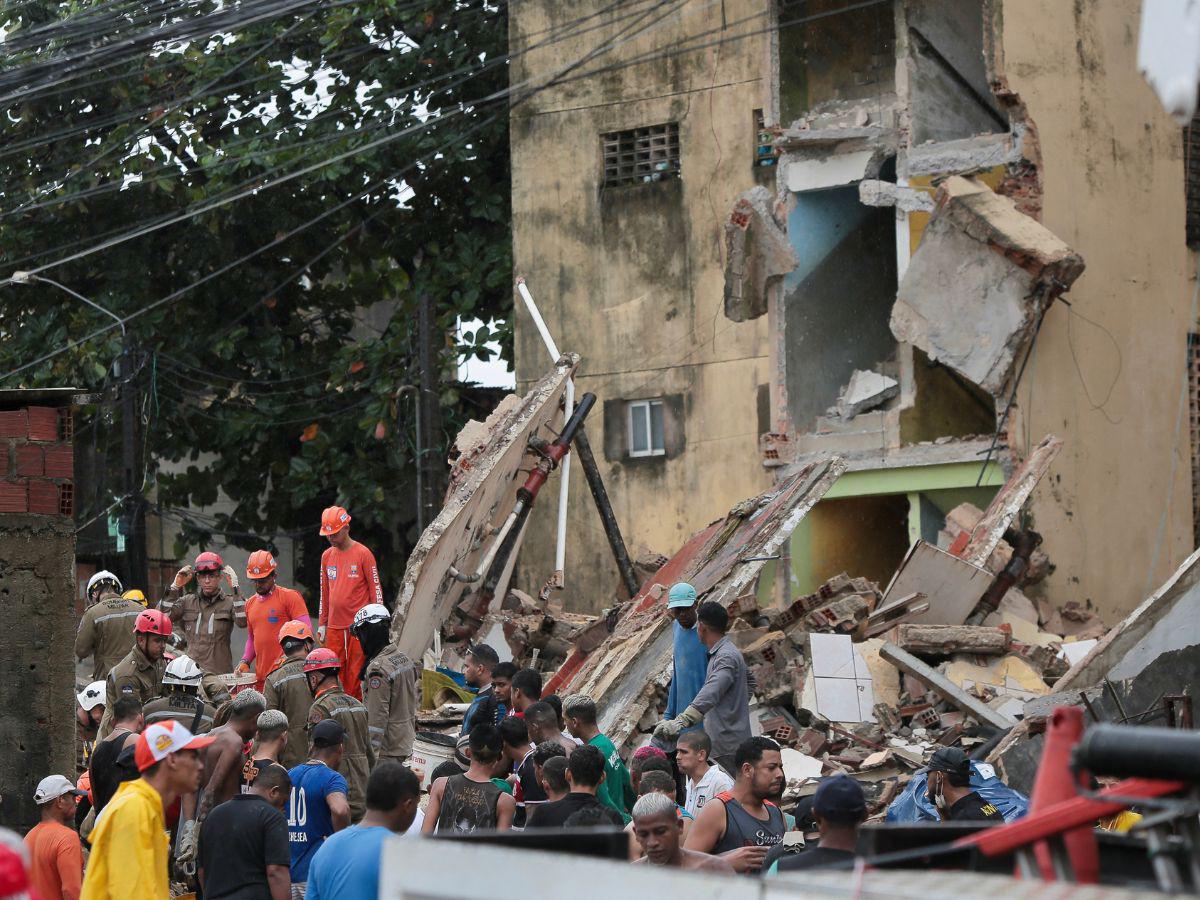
[0,406,74,517]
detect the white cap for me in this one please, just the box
[352,603,390,632]
[34,775,83,804]
[77,681,106,711]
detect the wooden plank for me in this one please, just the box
[879,641,1018,730]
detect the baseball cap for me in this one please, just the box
[467,643,499,667]
[311,719,346,748]
[77,681,106,712]
[927,746,971,785]
[33,775,85,805]
[812,774,867,824]
[134,721,216,772]
[667,582,698,609]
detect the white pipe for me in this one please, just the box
[516,277,571,582]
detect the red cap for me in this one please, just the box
[134,720,216,772]
[0,844,29,897]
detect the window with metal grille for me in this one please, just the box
[1187,116,1200,247]
[1190,334,1200,546]
[627,399,665,457]
[602,123,680,188]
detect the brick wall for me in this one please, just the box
[0,406,74,517]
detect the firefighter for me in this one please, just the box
[304,647,374,822]
[160,551,247,676]
[352,604,418,766]
[235,550,310,692]
[143,655,217,734]
[98,609,172,738]
[317,506,383,698]
[263,620,316,768]
[75,570,141,680]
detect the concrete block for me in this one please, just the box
[26,407,59,442]
[896,623,1012,656]
[837,369,899,419]
[891,176,1085,395]
[722,186,797,322]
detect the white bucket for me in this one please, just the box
[410,731,457,790]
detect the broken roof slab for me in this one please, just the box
[390,355,578,662]
[549,457,846,750]
[891,176,1085,395]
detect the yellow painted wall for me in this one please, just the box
[509,1,774,612]
[999,0,1195,619]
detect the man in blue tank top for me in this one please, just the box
[683,736,786,874]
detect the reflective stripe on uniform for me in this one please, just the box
[94,611,141,624]
[327,705,367,717]
[271,672,306,687]
[368,726,384,733]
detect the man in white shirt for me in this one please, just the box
[677,730,733,817]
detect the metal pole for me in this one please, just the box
[572,425,638,598]
[417,290,441,527]
[515,278,571,582]
[120,333,147,589]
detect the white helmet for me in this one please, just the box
[86,570,122,596]
[351,603,390,634]
[77,681,106,711]
[163,655,204,688]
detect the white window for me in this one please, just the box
[627,399,665,457]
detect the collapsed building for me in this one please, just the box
[507,0,1197,632]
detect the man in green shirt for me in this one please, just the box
[563,694,634,821]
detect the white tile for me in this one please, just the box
[809,633,856,678]
[813,677,864,722]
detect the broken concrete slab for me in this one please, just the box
[880,642,1017,730]
[837,369,900,419]
[877,540,993,626]
[722,186,797,323]
[390,356,578,663]
[957,435,1063,568]
[896,624,1012,656]
[858,179,935,213]
[546,457,847,751]
[891,176,1085,395]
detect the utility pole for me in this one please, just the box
[120,333,148,590]
[416,289,443,528]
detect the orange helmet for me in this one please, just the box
[134,609,173,636]
[319,506,351,536]
[246,550,277,580]
[303,647,341,673]
[278,620,314,646]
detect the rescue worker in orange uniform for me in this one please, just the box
[234,550,311,692]
[317,507,382,699]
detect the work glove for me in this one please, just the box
[652,705,702,740]
[234,661,251,677]
[222,565,239,591]
[171,566,193,590]
[317,625,327,644]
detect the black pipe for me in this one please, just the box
[1073,724,1200,783]
[573,425,639,599]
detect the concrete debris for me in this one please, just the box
[390,356,578,663]
[895,623,1012,656]
[722,186,798,323]
[858,179,936,213]
[836,369,900,419]
[891,176,1085,395]
[878,540,992,626]
[880,642,1018,731]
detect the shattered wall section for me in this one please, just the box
[890,176,1084,396]
[723,186,797,323]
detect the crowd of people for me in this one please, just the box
[8,504,1015,900]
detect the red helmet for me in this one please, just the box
[194,551,224,573]
[303,648,341,673]
[134,609,173,637]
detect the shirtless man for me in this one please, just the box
[632,793,733,872]
[197,689,267,823]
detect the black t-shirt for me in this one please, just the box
[198,794,290,900]
[525,792,623,829]
[776,846,857,871]
[947,791,1004,822]
[430,760,465,784]
[89,729,134,812]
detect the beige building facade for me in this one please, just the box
[510,0,1195,622]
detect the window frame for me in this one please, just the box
[626,399,666,458]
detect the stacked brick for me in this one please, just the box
[0,405,74,516]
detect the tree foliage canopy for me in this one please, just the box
[0,0,512,594]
